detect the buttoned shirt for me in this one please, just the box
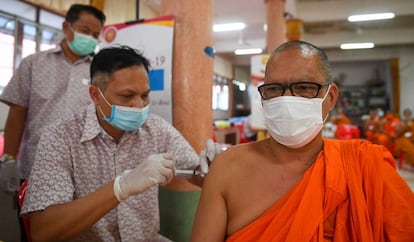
[21,104,199,241]
[0,45,92,179]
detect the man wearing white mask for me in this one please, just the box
[191,40,414,241]
[0,4,105,241]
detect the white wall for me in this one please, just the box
[214,55,233,79]
[399,50,414,117]
[330,61,390,86]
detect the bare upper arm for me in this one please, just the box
[191,156,229,242]
[6,103,27,120]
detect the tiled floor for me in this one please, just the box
[1,168,413,242]
[398,168,414,191]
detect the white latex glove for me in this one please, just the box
[199,139,222,174]
[113,153,175,202]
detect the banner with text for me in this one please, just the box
[100,16,174,123]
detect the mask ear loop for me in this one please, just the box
[322,84,332,123]
[322,84,332,100]
[96,88,113,120]
[97,88,112,107]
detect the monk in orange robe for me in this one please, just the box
[383,111,400,138]
[332,108,351,126]
[375,131,394,153]
[191,40,414,242]
[394,123,414,166]
[401,108,414,141]
[192,138,414,242]
[364,111,380,143]
[224,139,414,242]
[375,112,400,154]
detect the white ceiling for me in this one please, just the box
[213,0,414,66]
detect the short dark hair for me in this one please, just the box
[65,4,106,26]
[90,45,151,90]
[267,40,332,83]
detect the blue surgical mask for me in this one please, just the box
[98,89,150,131]
[67,28,98,56]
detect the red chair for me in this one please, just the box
[335,124,360,140]
[0,134,4,155]
[18,179,32,242]
[398,152,404,170]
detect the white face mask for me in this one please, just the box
[262,85,331,148]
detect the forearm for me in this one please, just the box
[3,104,27,156]
[30,182,118,242]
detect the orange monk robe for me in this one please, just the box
[384,117,400,138]
[410,122,414,134]
[333,114,351,126]
[375,132,394,154]
[365,130,376,143]
[394,136,414,165]
[402,121,414,140]
[364,120,376,142]
[365,118,380,143]
[226,139,414,242]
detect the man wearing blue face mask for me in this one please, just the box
[0,4,105,241]
[191,40,414,242]
[97,87,151,131]
[20,46,210,241]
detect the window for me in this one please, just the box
[212,74,229,111]
[0,3,63,93]
[0,14,15,89]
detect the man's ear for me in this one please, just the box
[89,86,100,104]
[62,21,71,39]
[62,21,69,30]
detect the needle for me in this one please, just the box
[175,169,205,178]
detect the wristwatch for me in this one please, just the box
[0,153,16,163]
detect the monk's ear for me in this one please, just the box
[327,83,339,111]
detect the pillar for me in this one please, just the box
[159,4,214,240]
[265,0,286,53]
[256,0,286,141]
[160,0,214,153]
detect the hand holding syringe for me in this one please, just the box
[175,139,229,179]
[175,169,206,179]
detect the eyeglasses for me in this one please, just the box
[258,82,331,100]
